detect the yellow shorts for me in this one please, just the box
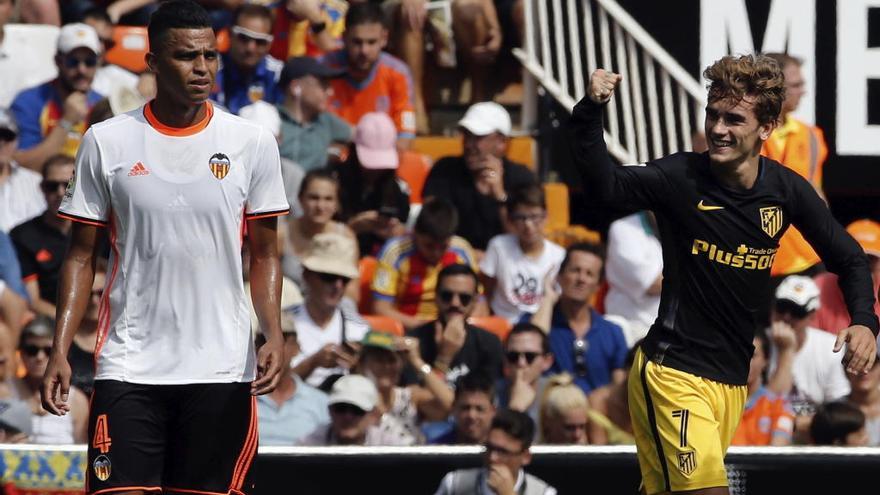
[628,348,747,494]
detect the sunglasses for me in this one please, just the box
[317,272,351,285]
[330,403,367,417]
[63,55,98,69]
[505,351,540,364]
[438,289,474,307]
[22,344,53,357]
[231,26,274,46]
[774,300,809,319]
[41,180,68,193]
[573,338,588,377]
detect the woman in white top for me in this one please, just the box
[356,331,455,445]
[281,169,359,300]
[12,316,88,444]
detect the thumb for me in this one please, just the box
[834,328,850,353]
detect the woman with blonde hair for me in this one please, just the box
[538,373,591,444]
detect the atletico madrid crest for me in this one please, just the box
[759,206,783,238]
[209,153,231,180]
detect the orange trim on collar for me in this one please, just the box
[144,101,214,137]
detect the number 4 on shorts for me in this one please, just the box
[92,414,112,454]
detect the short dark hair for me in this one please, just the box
[491,409,535,450]
[233,3,272,26]
[506,183,545,211]
[148,0,212,53]
[559,242,606,274]
[41,154,75,179]
[82,7,112,24]
[345,2,387,30]
[437,263,479,292]
[415,198,458,240]
[455,372,495,403]
[506,322,549,354]
[810,401,866,445]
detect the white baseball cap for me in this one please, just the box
[57,23,102,55]
[774,275,820,313]
[328,374,378,412]
[458,101,512,137]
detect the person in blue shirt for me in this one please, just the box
[211,4,283,114]
[527,242,628,395]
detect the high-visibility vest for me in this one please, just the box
[762,116,829,276]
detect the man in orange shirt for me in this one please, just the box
[321,2,417,148]
[762,53,828,277]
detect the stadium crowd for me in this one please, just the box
[0,0,878,476]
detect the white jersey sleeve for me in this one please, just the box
[245,128,289,218]
[59,129,111,225]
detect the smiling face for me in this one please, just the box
[148,27,219,107]
[704,95,774,168]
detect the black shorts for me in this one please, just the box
[86,380,258,495]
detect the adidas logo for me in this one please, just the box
[128,162,150,177]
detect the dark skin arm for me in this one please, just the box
[248,216,285,395]
[40,222,101,415]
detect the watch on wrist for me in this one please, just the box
[310,21,327,34]
[418,363,432,376]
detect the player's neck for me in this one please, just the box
[709,154,760,191]
[149,96,208,129]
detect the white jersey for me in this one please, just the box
[479,234,565,323]
[59,102,289,384]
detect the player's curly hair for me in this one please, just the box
[703,54,785,125]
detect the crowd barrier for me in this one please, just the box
[2,444,879,494]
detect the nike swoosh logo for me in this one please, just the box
[697,200,724,211]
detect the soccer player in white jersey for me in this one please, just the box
[39,2,289,494]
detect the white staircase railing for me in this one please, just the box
[513,0,706,164]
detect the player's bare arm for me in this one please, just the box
[40,222,101,415]
[248,216,285,395]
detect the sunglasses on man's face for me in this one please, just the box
[505,351,540,365]
[21,344,52,357]
[330,403,367,417]
[63,55,98,69]
[438,289,474,306]
[41,180,68,193]
[774,300,809,319]
[317,272,351,285]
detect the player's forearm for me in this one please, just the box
[248,218,284,343]
[53,254,97,355]
[567,96,617,203]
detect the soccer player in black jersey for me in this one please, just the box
[568,55,878,495]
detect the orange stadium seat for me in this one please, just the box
[543,182,570,232]
[411,135,537,171]
[361,315,405,336]
[216,27,230,53]
[358,256,378,314]
[468,315,512,342]
[396,151,432,203]
[105,25,149,73]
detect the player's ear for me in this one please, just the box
[758,118,776,141]
[146,51,158,74]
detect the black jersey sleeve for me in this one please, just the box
[787,172,880,335]
[568,96,670,211]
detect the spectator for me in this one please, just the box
[0,229,28,301]
[432,373,496,445]
[846,357,880,446]
[0,325,14,394]
[299,373,411,445]
[585,343,639,445]
[434,409,557,495]
[604,211,662,345]
[277,56,351,172]
[0,109,46,233]
[762,53,827,278]
[402,263,502,386]
[0,0,59,108]
[256,309,330,446]
[537,374,590,445]
[82,7,142,99]
[11,23,105,171]
[11,316,88,444]
[481,184,564,323]
[10,154,75,318]
[529,243,628,395]
[814,219,880,334]
[211,4,283,115]
[336,112,410,256]
[0,399,32,444]
[321,2,417,144]
[281,169,358,297]
[0,274,26,348]
[731,327,796,446]
[355,331,455,445]
[65,260,106,397]
[372,200,482,330]
[269,0,347,61]
[423,102,536,252]
[291,232,370,389]
[810,400,869,446]
[496,322,553,423]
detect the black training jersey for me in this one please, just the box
[568,97,879,385]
